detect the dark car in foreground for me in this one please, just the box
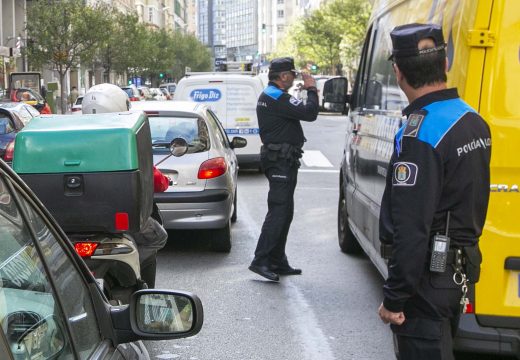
[0,158,203,359]
[0,102,40,163]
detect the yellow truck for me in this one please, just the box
[338,0,520,356]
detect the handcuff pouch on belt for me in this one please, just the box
[460,244,482,284]
[262,143,303,167]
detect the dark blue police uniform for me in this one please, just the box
[380,24,491,359]
[249,57,319,281]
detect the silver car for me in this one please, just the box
[131,101,246,252]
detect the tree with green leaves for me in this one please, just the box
[274,0,370,79]
[25,0,112,114]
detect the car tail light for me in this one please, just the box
[129,96,140,101]
[74,242,99,257]
[115,212,129,231]
[198,157,227,179]
[3,140,15,162]
[71,107,81,112]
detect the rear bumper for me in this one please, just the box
[455,314,520,358]
[154,189,232,230]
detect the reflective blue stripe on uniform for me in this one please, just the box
[264,85,283,100]
[418,98,475,148]
[395,98,476,155]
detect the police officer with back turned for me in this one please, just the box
[249,57,319,282]
[377,24,491,359]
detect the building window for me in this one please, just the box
[277,9,284,18]
[148,7,154,22]
[277,25,284,32]
[277,0,284,3]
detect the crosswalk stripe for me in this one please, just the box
[302,150,333,167]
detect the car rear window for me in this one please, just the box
[122,88,134,97]
[75,97,83,105]
[149,116,209,153]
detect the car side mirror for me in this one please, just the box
[170,137,189,157]
[111,289,204,344]
[230,136,247,149]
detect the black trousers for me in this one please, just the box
[252,160,298,267]
[391,266,462,360]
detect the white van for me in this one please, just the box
[174,73,264,167]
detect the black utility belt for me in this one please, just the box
[380,242,481,283]
[261,143,303,161]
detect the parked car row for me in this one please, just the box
[0,102,40,163]
[121,84,176,102]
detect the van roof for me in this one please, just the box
[179,73,262,84]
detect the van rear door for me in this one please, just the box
[472,0,520,325]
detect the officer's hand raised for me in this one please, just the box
[302,72,316,89]
[378,302,406,325]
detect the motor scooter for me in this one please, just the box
[68,137,189,304]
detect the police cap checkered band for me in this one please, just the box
[389,23,446,60]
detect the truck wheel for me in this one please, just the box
[231,189,237,223]
[211,221,232,252]
[338,186,362,254]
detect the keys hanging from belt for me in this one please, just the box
[453,248,470,313]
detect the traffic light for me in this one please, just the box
[311,64,318,74]
[128,80,132,85]
[262,23,266,33]
[159,73,164,78]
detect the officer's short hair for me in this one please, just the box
[394,50,447,89]
[268,71,282,81]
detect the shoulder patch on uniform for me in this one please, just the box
[392,162,418,186]
[264,85,283,100]
[289,97,302,106]
[403,112,426,138]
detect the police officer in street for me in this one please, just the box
[249,57,319,282]
[377,24,491,359]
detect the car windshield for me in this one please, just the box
[149,116,209,153]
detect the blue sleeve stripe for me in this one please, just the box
[418,98,476,148]
[264,85,283,100]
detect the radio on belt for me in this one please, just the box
[430,212,451,273]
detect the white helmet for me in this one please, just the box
[82,83,130,114]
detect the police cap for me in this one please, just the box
[389,23,446,60]
[269,57,299,74]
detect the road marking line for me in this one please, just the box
[299,169,339,173]
[239,199,336,360]
[302,150,333,167]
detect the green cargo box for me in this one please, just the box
[13,112,153,233]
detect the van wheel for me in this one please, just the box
[231,189,237,223]
[338,186,362,254]
[211,221,232,252]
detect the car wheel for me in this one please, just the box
[338,185,362,254]
[231,189,237,223]
[211,220,231,252]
